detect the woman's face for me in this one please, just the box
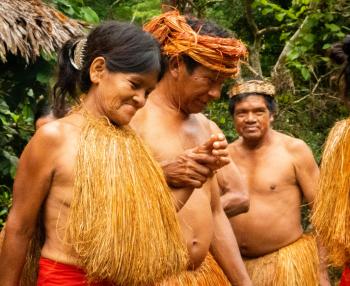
[90,59,158,125]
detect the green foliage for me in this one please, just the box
[0,56,52,228]
[47,0,100,23]
[109,0,161,24]
[205,82,238,142]
[0,186,12,228]
[206,97,237,142]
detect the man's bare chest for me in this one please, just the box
[146,120,211,161]
[234,150,297,195]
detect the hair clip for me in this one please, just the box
[69,38,87,70]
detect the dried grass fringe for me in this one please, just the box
[157,253,230,286]
[64,113,188,285]
[244,235,319,286]
[311,118,350,266]
[0,220,44,286]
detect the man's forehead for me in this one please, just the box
[236,94,268,106]
[193,65,229,80]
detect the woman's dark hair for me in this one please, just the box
[34,102,52,123]
[53,21,163,118]
[329,35,350,100]
[229,93,277,115]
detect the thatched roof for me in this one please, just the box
[0,0,87,63]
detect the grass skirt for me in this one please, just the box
[311,118,350,266]
[157,253,230,285]
[243,234,319,286]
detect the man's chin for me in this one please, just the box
[242,133,262,141]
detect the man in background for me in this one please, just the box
[227,80,330,285]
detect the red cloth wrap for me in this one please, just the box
[341,266,350,286]
[37,257,112,285]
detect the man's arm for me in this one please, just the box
[292,139,330,286]
[208,120,249,217]
[217,160,249,217]
[0,126,57,285]
[208,176,252,286]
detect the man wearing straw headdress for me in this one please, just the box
[131,10,252,286]
[226,79,330,285]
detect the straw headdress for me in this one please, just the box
[230,80,276,98]
[144,10,247,76]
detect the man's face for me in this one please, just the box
[177,63,227,114]
[233,95,273,141]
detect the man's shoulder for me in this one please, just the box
[228,138,242,153]
[274,131,308,150]
[228,137,241,146]
[131,99,170,127]
[274,131,313,161]
[194,112,211,123]
[190,113,216,131]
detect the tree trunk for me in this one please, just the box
[242,0,263,78]
[271,1,320,93]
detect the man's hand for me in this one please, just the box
[161,134,230,189]
[193,134,230,171]
[161,151,213,188]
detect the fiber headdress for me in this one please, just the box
[144,10,247,76]
[230,80,276,98]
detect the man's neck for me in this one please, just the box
[149,74,189,119]
[242,129,274,151]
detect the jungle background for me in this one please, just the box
[0,0,349,283]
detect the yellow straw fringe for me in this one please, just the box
[311,118,350,266]
[19,230,42,286]
[157,253,230,285]
[0,223,43,286]
[65,112,188,285]
[244,235,319,286]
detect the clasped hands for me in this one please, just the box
[161,134,230,189]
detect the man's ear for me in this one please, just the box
[90,57,106,84]
[270,114,274,123]
[168,56,183,79]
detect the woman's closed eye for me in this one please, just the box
[130,81,141,90]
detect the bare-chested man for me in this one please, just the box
[227,80,330,285]
[130,11,251,285]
